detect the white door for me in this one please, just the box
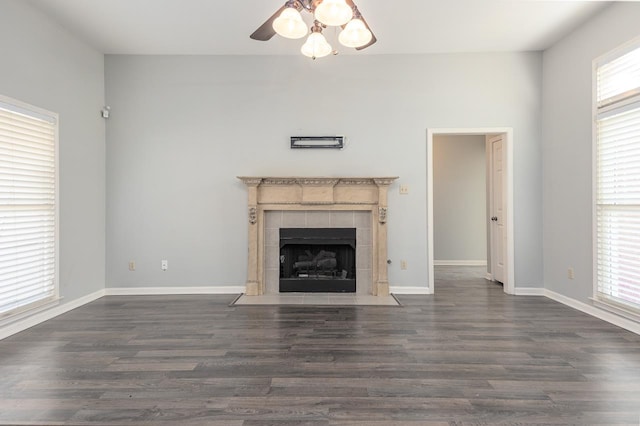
[490,135,505,284]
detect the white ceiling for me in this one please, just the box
[27,0,611,55]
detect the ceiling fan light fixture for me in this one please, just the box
[301,31,332,59]
[273,7,308,39]
[314,0,353,27]
[251,0,376,56]
[338,18,372,48]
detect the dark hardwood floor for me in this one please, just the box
[1,276,640,425]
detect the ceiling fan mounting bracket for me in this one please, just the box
[312,21,327,32]
[286,0,351,15]
[290,0,316,13]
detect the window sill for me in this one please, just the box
[590,298,640,324]
[0,298,63,328]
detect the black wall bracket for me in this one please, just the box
[290,136,344,149]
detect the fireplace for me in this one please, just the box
[237,176,398,296]
[279,228,356,292]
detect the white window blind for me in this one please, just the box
[595,42,640,313]
[0,97,57,318]
[597,46,640,108]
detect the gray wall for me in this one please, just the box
[0,2,106,302]
[542,2,640,302]
[433,135,486,262]
[105,52,543,289]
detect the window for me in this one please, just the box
[0,96,58,318]
[594,40,640,314]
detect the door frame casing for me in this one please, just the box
[427,128,515,295]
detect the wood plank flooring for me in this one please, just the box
[1,275,640,424]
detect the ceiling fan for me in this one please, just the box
[250,0,377,58]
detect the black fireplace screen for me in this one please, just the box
[279,228,356,292]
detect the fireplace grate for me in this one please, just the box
[279,228,356,293]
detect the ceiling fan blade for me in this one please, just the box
[342,0,376,50]
[250,4,287,41]
[355,14,377,51]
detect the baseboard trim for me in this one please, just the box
[544,289,640,335]
[514,287,545,296]
[105,286,245,296]
[485,273,494,281]
[0,289,106,341]
[390,286,432,295]
[433,260,487,266]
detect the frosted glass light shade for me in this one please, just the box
[301,32,332,59]
[338,18,372,48]
[314,0,353,26]
[273,7,308,39]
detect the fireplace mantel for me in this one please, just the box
[238,176,398,296]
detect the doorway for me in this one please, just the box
[427,128,515,294]
[432,134,488,286]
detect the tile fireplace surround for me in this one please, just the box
[238,177,398,296]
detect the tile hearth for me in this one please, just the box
[233,293,400,306]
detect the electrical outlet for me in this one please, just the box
[128,261,135,271]
[161,260,168,271]
[401,260,408,270]
[399,184,409,195]
[568,267,574,280]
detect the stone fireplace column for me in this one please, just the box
[374,178,394,296]
[243,178,262,295]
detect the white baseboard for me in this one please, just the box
[390,286,433,295]
[105,286,245,296]
[544,289,640,335]
[433,260,487,266]
[0,289,106,341]
[514,287,545,296]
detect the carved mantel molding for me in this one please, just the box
[238,176,398,297]
[239,177,263,187]
[238,176,398,207]
[238,177,397,187]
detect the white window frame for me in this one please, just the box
[0,94,59,320]
[592,37,640,320]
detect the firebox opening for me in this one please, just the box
[279,228,356,293]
